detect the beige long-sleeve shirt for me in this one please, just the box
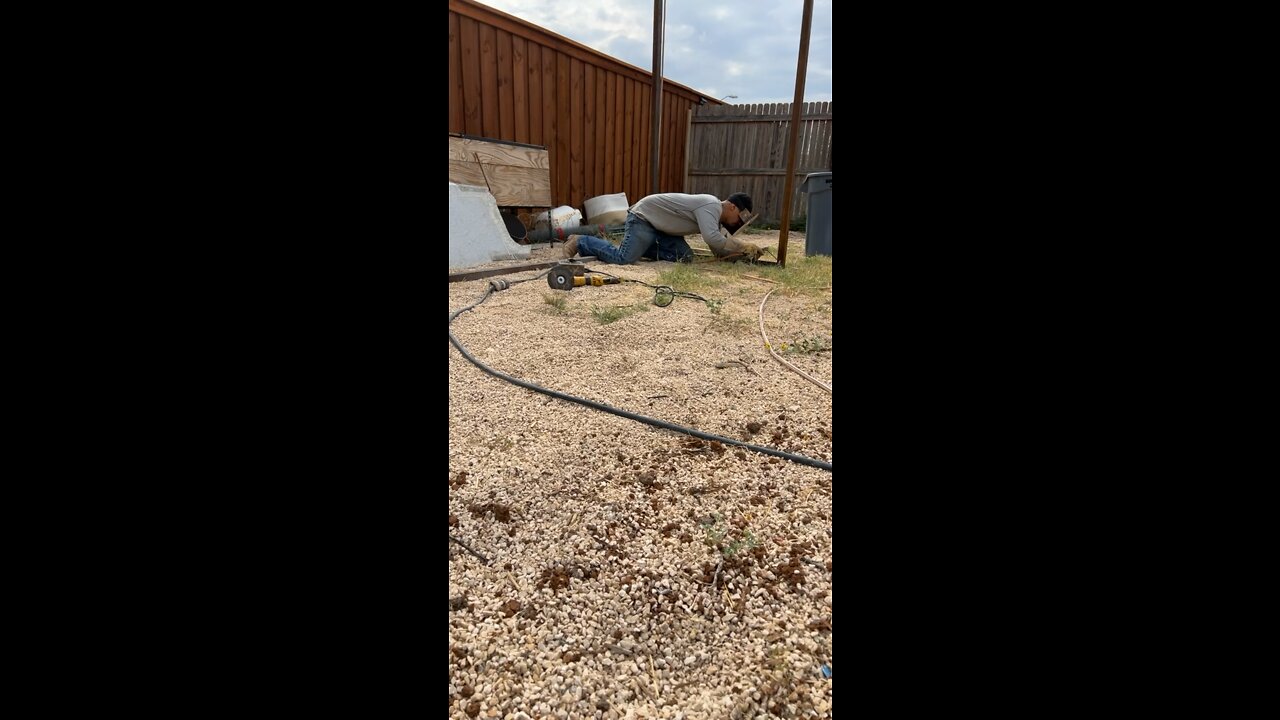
[630,193,736,256]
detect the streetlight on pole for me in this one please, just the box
[719,94,738,102]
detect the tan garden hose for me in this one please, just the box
[758,286,832,394]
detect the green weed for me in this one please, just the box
[703,514,760,559]
[745,255,832,296]
[776,335,832,354]
[656,263,712,294]
[590,304,644,324]
[542,292,568,313]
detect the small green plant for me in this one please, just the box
[542,292,568,313]
[703,513,726,543]
[703,514,760,559]
[777,335,832,354]
[590,304,643,324]
[723,528,758,558]
[704,298,724,315]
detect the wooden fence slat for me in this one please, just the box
[604,73,615,194]
[595,69,606,198]
[639,85,650,197]
[555,52,570,206]
[661,99,670,192]
[623,79,634,201]
[813,101,830,182]
[570,57,583,208]
[769,104,783,219]
[689,105,702,176]
[669,98,681,191]
[813,102,826,171]
[512,35,528,144]
[584,63,596,203]
[637,80,646,198]
[798,102,810,171]
[527,43,543,147]
[497,29,514,141]
[797,102,812,217]
[658,95,668,192]
[614,75,625,194]
[459,16,482,135]
[633,83,644,199]
[541,46,556,168]
[449,13,464,132]
[480,24,499,137]
[796,102,810,218]
[684,106,693,190]
[640,84,650,193]
[673,99,683,191]
[799,101,811,201]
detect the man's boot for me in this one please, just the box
[562,235,581,258]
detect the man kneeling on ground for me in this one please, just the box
[563,192,759,263]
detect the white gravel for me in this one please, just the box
[449,231,832,719]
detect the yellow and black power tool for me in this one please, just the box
[546,261,622,291]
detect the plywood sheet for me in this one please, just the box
[448,136,551,207]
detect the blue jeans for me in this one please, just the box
[575,212,693,264]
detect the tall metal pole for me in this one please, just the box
[650,0,665,195]
[775,0,814,268]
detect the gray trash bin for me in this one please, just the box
[800,172,832,257]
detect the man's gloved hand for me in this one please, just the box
[723,236,763,259]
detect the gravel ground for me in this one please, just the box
[449,230,833,719]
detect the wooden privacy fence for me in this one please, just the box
[685,102,832,224]
[449,0,714,217]
[448,0,833,225]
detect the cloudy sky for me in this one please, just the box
[470,0,832,105]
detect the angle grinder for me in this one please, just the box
[546,261,622,291]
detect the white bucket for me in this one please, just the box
[535,205,583,232]
[584,193,629,227]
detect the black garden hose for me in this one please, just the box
[448,280,833,472]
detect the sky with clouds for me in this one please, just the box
[469,0,832,105]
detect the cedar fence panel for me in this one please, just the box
[449,0,713,218]
[687,101,833,224]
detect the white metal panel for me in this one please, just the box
[448,183,532,270]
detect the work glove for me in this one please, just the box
[723,236,763,259]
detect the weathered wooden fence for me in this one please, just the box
[685,102,833,224]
